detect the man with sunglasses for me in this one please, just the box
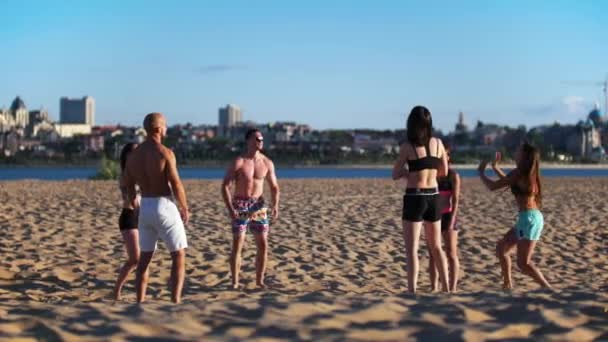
[221,128,280,289]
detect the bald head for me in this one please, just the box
[143,112,166,135]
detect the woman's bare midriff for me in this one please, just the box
[515,195,539,212]
[406,169,439,189]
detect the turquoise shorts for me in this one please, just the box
[514,209,544,241]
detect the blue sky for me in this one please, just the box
[1,0,607,133]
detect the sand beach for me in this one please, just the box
[0,178,606,341]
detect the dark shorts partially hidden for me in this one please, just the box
[232,197,270,235]
[402,188,441,222]
[441,212,458,231]
[119,208,138,230]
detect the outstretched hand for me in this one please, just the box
[491,151,502,168]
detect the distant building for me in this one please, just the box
[82,134,105,153]
[588,103,602,127]
[60,96,95,125]
[272,122,312,143]
[29,120,55,139]
[473,123,504,146]
[567,117,602,160]
[10,96,29,128]
[353,133,397,154]
[26,107,52,138]
[0,107,15,132]
[218,104,242,137]
[53,123,92,138]
[455,111,468,133]
[28,108,49,124]
[1,130,22,156]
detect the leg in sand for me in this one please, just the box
[403,220,422,293]
[254,231,269,288]
[170,248,186,303]
[516,240,551,288]
[114,229,140,300]
[427,243,439,292]
[135,251,154,303]
[443,228,460,292]
[425,220,450,293]
[496,229,517,290]
[230,232,246,289]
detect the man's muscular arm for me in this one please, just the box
[222,159,239,220]
[266,159,280,220]
[166,149,190,225]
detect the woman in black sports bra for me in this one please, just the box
[392,106,450,293]
[113,143,140,300]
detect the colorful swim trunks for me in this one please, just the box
[232,197,270,234]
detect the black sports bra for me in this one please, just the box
[511,183,533,197]
[407,140,442,172]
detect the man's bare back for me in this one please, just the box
[127,141,173,198]
[125,114,189,224]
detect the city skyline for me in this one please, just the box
[1,1,607,133]
[0,95,604,135]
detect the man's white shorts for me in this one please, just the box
[138,197,188,252]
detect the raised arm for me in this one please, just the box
[392,144,409,180]
[166,150,190,225]
[479,160,518,191]
[221,159,238,220]
[266,159,280,220]
[491,152,507,179]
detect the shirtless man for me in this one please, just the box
[222,128,280,289]
[124,112,189,303]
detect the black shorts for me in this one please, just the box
[402,189,441,222]
[441,212,458,231]
[119,208,138,230]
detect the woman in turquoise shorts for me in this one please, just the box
[478,142,551,290]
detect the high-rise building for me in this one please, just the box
[219,104,242,127]
[60,96,95,125]
[218,104,242,137]
[9,96,29,127]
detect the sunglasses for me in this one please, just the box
[256,137,264,142]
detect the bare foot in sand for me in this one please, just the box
[231,283,240,290]
[257,282,267,289]
[110,290,122,302]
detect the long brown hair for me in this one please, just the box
[406,106,432,146]
[120,143,138,172]
[517,142,542,208]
